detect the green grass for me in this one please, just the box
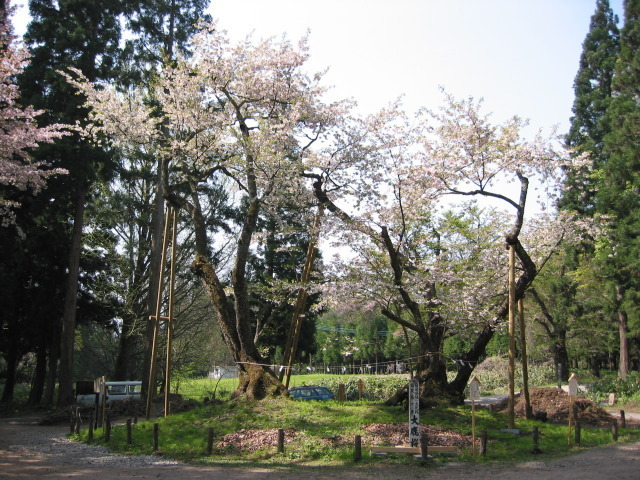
[71,395,640,468]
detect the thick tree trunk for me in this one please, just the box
[618,310,629,379]
[57,183,87,408]
[0,344,18,403]
[27,343,48,405]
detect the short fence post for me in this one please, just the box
[277,428,285,453]
[575,422,581,446]
[75,409,81,435]
[480,430,488,456]
[153,423,159,451]
[70,407,76,434]
[612,420,618,441]
[532,426,541,454]
[105,415,111,443]
[338,383,346,402]
[620,410,626,428]
[207,427,214,455]
[420,433,429,459]
[354,435,362,462]
[126,418,132,445]
[88,411,94,442]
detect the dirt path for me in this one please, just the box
[1,416,640,479]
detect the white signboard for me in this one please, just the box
[469,376,481,401]
[568,373,579,397]
[408,378,420,447]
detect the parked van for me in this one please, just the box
[75,379,142,406]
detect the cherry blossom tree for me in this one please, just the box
[0,3,67,227]
[308,94,586,402]
[65,23,347,399]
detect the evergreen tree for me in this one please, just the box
[14,0,125,406]
[597,0,640,378]
[563,0,620,214]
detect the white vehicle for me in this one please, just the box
[76,380,142,406]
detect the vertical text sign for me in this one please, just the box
[408,378,420,447]
[568,373,579,398]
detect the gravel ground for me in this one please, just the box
[2,415,640,479]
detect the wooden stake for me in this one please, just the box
[207,427,214,455]
[126,418,132,445]
[277,428,285,453]
[354,435,362,462]
[153,423,159,451]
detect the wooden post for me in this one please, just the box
[75,410,81,435]
[277,428,285,453]
[354,435,362,462]
[575,422,581,446]
[207,427,214,455]
[507,243,516,430]
[357,379,364,400]
[420,432,429,460]
[480,430,488,456]
[70,407,75,434]
[101,376,107,429]
[105,415,111,443]
[338,383,346,402]
[88,411,94,441]
[126,418,132,445]
[518,298,532,419]
[153,423,159,451]
[612,420,618,441]
[620,410,626,428]
[532,426,541,453]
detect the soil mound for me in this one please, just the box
[494,387,614,426]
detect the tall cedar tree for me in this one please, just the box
[548,0,620,380]
[598,0,640,378]
[564,0,620,214]
[18,0,124,407]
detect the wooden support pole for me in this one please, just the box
[207,427,214,455]
[280,207,322,387]
[146,207,172,420]
[612,420,618,441]
[277,428,285,453]
[575,422,581,446]
[620,410,626,428]
[354,435,362,462]
[508,243,516,430]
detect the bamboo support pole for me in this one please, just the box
[164,207,178,417]
[508,243,516,430]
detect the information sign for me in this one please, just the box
[408,378,420,447]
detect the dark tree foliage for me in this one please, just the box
[563,0,620,214]
[0,0,126,405]
[596,0,640,377]
[247,206,322,364]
